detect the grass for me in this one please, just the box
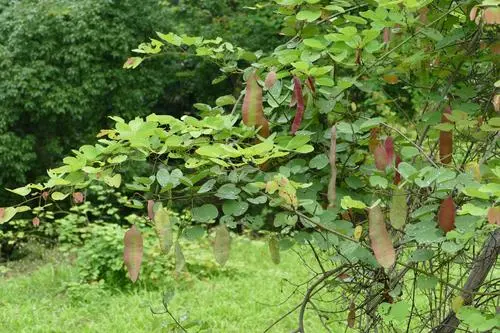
[0,239,327,333]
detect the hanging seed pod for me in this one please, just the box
[242,71,270,137]
[264,70,277,89]
[123,225,143,283]
[390,187,407,230]
[291,76,305,134]
[154,208,173,254]
[438,196,456,233]
[175,241,186,273]
[214,225,231,266]
[487,207,500,225]
[72,192,84,204]
[369,204,395,269]
[374,144,389,170]
[394,155,402,185]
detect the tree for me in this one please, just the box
[3,0,499,332]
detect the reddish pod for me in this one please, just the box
[242,72,269,137]
[438,196,456,233]
[73,192,84,204]
[291,76,305,134]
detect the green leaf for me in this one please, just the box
[214,225,231,266]
[183,226,206,241]
[192,204,219,223]
[303,38,327,50]
[416,276,438,290]
[198,179,216,194]
[215,95,237,106]
[309,154,329,169]
[296,9,322,22]
[222,200,249,217]
[0,207,17,224]
[104,174,122,188]
[6,186,31,196]
[410,249,434,262]
[341,196,367,210]
[398,162,418,179]
[216,183,241,200]
[369,175,388,189]
[51,192,69,201]
[107,155,128,164]
[401,146,420,159]
[456,306,499,331]
[157,168,183,189]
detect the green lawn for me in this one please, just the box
[0,239,327,333]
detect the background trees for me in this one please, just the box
[0,0,279,192]
[1,0,499,332]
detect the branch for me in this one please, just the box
[431,229,500,333]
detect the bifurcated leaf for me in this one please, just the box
[242,71,269,137]
[347,301,356,328]
[291,76,305,134]
[438,196,456,233]
[123,225,143,283]
[487,206,500,225]
[328,125,337,207]
[214,224,231,266]
[374,144,389,170]
[439,106,453,164]
[175,241,186,273]
[154,208,174,254]
[390,187,407,230]
[268,236,280,264]
[264,70,277,89]
[369,204,395,269]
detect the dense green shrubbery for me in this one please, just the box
[0,0,280,191]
